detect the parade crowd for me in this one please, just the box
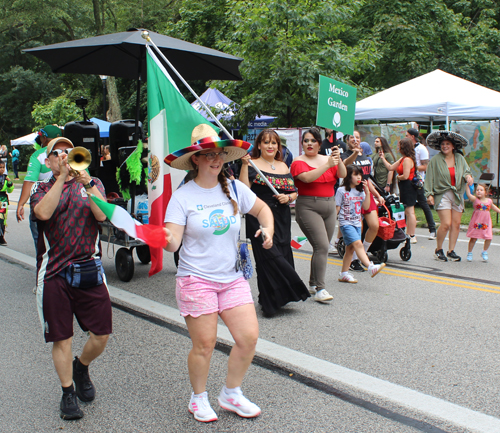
[3,123,499,423]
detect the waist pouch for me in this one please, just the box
[62,259,104,289]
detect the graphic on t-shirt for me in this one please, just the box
[202,208,237,235]
[339,191,363,224]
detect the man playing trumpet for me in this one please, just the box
[30,137,111,420]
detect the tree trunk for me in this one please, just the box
[92,0,104,34]
[106,77,122,122]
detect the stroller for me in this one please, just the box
[337,180,412,263]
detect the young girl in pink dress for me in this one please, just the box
[465,184,500,262]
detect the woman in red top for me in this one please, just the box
[290,128,346,303]
[378,138,417,242]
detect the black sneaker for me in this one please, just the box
[446,250,461,262]
[435,249,448,262]
[73,357,95,402]
[60,392,83,420]
[350,260,365,272]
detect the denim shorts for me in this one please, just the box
[340,225,362,246]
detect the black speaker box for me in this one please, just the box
[109,119,143,162]
[64,121,100,171]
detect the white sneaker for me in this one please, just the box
[308,285,317,295]
[338,272,358,283]
[410,236,417,244]
[428,232,436,240]
[189,392,218,422]
[368,262,386,278]
[313,289,333,302]
[218,387,261,418]
[328,243,336,254]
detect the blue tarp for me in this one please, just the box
[90,117,111,138]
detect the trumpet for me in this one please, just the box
[68,146,91,177]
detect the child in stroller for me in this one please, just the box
[337,179,411,263]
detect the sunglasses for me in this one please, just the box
[50,148,72,157]
[198,151,229,161]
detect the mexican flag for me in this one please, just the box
[146,46,218,276]
[89,194,167,249]
[291,236,308,249]
[390,203,406,228]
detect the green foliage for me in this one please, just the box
[115,0,182,33]
[352,0,500,91]
[0,0,500,140]
[211,0,377,129]
[31,94,81,129]
[0,66,60,135]
[170,0,228,48]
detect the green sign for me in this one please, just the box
[316,75,357,135]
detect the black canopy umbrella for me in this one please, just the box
[23,28,243,82]
[23,28,243,136]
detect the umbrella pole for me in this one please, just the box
[135,61,142,144]
[143,32,279,195]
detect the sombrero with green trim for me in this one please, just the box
[164,124,252,170]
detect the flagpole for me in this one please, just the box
[142,31,279,196]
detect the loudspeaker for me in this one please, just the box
[109,119,143,163]
[63,121,100,171]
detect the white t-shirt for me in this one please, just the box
[335,186,365,227]
[414,143,430,178]
[165,179,257,283]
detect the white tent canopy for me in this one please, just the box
[355,69,500,122]
[10,132,37,146]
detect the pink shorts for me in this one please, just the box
[176,275,254,318]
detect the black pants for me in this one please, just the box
[416,187,436,233]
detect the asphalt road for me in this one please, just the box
[1,186,500,432]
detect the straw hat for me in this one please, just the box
[46,137,74,155]
[164,124,252,170]
[426,131,468,150]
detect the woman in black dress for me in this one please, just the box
[240,129,309,315]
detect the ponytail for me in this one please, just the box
[218,172,238,215]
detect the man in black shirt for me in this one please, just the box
[320,129,346,156]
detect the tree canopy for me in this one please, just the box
[1,0,500,142]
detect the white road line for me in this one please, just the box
[415,234,500,246]
[2,246,500,432]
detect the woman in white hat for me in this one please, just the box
[424,131,473,262]
[163,124,274,423]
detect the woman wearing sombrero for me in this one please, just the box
[424,131,473,262]
[163,124,274,422]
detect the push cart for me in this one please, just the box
[100,220,151,282]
